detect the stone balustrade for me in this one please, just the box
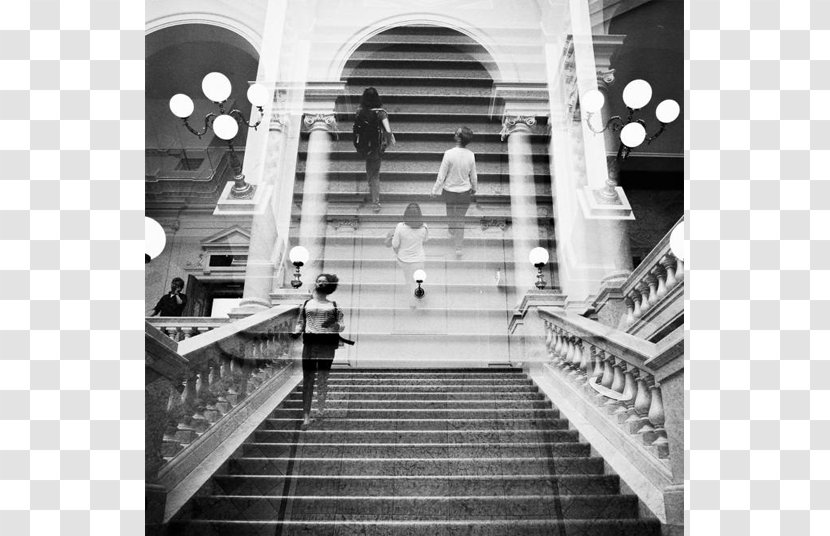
[146,317,234,342]
[538,308,682,467]
[618,218,684,331]
[146,306,301,483]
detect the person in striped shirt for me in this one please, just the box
[293,273,345,426]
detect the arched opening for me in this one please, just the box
[145,24,259,188]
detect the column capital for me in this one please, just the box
[302,112,338,133]
[500,114,538,140]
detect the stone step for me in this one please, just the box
[188,494,639,520]
[228,455,606,477]
[269,408,560,421]
[278,399,551,410]
[292,283,521,309]
[170,518,660,536]
[240,441,588,459]
[252,429,578,445]
[295,156,550,175]
[287,391,546,401]
[211,474,620,497]
[298,138,551,154]
[320,376,535,386]
[260,418,570,432]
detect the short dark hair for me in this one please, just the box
[316,273,339,295]
[455,126,473,147]
[359,87,382,109]
[403,202,424,229]
[171,277,184,288]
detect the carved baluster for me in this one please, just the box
[578,341,591,381]
[631,291,643,319]
[562,335,575,370]
[553,329,564,361]
[636,377,657,443]
[544,323,553,358]
[638,282,652,313]
[625,373,653,434]
[174,373,199,446]
[162,327,176,341]
[653,265,668,299]
[603,358,626,414]
[162,377,186,460]
[569,337,582,377]
[660,256,677,289]
[600,351,615,390]
[673,254,684,283]
[615,365,638,423]
[181,326,196,339]
[644,275,659,306]
[619,297,634,330]
[189,365,211,435]
[590,347,604,385]
[214,358,232,414]
[648,385,669,458]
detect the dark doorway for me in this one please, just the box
[184,276,244,316]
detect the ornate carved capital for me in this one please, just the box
[330,218,360,231]
[500,115,537,141]
[480,217,508,232]
[302,113,337,133]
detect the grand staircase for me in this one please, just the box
[290,25,555,366]
[170,370,660,535]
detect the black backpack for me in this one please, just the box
[352,108,385,157]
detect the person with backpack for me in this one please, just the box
[291,273,345,426]
[430,126,478,257]
[353,87,396,213]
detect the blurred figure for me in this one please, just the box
[292,273,345,426]
[353,87,396,213]
[149,277,187,317]
[392,203,429,307]
[430,127,477,257]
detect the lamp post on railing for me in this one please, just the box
[581,80,679,202]
[529,247,550,290]
[169,72,270,200]
[413,269,426,299]
[289,246,309,289]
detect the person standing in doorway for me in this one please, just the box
[430,127,477,257]
[391,203,429,308]
[353,87,396,213]
[148,277,188,317]
[292,273,345,427]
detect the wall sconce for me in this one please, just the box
[581,80,679,201]
[413,269,426,299]
[145,217,167,264]
[169,72,270,199]
[529,247,550,290]
[289,246,309,289]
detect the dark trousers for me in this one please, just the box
[301,334,338,415]
[366,152,382,204]
[442,189,472,248]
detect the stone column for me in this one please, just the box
[298,112,337,281]
[502,115,541,295]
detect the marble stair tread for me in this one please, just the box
[228,456,607,476]
[210,474,621,496]
[252,429,580,443]
[188,494,640,520]
[261,418,569,432]
[278,400,552,410]
[169,518,661,536]
[240,442,589,459]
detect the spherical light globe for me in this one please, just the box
[655,99,680,124]
[289,245,309,265]
[145,217,167,261]
[620,122,646,148]
[622,79,652,110]
[212,114,239,141]
[581,89,605,113]
[169,94,194,118]
[529,247,549,266]
[669,222,685,262]
[247,83,270,107]
[413,269,427,283]
[202,72,232,102]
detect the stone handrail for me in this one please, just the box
[146,317,233,342]
[618,218,684,330]
[145,305,301,485]
[538,307,682,465]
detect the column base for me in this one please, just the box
[214,182,273,216]
[577,186,635,220]
[229,298,273,319]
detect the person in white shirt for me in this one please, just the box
[391,203,429,306]
[430,127,477,257]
